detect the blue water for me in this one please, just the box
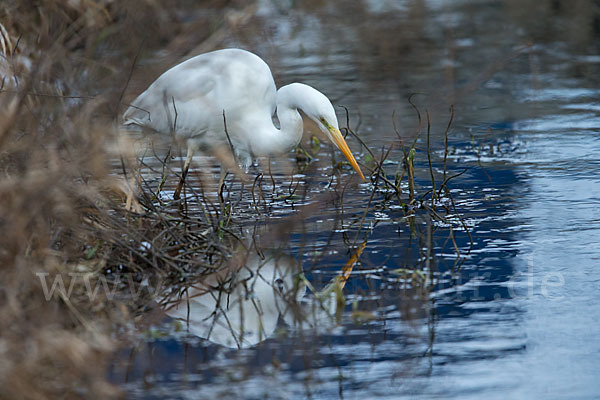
[111,1,600,398]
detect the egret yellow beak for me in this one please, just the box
[327,125,365,181]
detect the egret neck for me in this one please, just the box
[245,84,306,158]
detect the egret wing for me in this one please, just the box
[123,49,277,149]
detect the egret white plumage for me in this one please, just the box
[123,48,365,198]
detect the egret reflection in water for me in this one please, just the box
[165,251,308,349]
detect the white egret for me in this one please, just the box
[123,48,365,198]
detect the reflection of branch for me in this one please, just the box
[426,110,436,205]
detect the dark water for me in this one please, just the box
[111,1,600,398]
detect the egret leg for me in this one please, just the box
[174,146,194,200]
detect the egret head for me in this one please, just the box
[281,83,365,181]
